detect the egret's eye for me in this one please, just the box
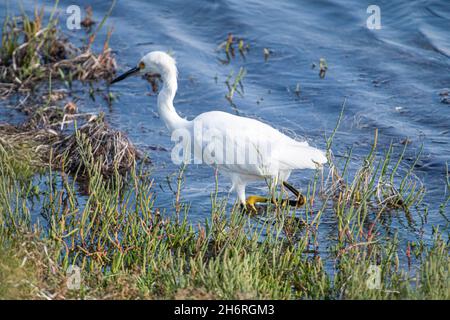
[139,61,145,69]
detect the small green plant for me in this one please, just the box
[217,33,250,64]
[225,67,246,112]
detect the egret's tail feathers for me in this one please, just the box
[275,144,327,170]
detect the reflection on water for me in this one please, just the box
[1,1,449,250]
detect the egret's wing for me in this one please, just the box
[191,111,322,175]
[272,142,327,170]
[191,112,279,176]
[192,120,271,177]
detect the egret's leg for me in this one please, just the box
[234,181,247,207]
[282,181,306,207]
[282,181,300,197]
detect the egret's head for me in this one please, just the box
[110,51,176,84]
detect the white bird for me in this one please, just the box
[111,51,327,211]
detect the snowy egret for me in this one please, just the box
[111,51,327,211]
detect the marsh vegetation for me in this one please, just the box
[0,3,448,300]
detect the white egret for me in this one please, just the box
[111,51,327,211]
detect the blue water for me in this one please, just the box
[1,1,449,252]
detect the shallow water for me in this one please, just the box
[1,1,449,252]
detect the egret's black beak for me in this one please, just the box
[110,66,140,84]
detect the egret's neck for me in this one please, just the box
[157,65,187,132]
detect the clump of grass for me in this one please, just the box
[24,105,65,129]
[326,130,424,214]
[0,4,116,98]
[0,102,138,179]
[317,104,427,260]
[0,2,133,179]
[53,113,137,177]
[0,111,61,172]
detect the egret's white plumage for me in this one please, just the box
[112,51,327,206]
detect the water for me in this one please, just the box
[1,1,449,249]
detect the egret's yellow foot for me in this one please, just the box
[244,195,269,212]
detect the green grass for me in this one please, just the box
[0,122,448,300]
